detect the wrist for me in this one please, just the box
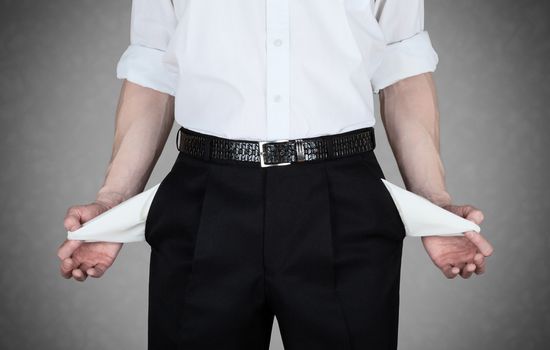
[424,190,453,208]
[95,188,129,210]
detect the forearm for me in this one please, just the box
[95,80,175,208]
[379,72,452,207]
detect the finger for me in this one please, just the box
[444,204,483,225]
[460,263,476,279]
[473,253,486,275]
[64,215,81,232]
[450,261,465,275]
[64,204,106,232]
[79,262,93,276]
[464,231,494,257]
[60,258,76,279]
[64,207,83,231]
[79,202,111,223]
[464,206,485,225]
[87,263,109,278]
[71,254,83,269]
[443,265,459,279]
[449,261,467,278]
[72,268,87,282]
[57,240,83,260]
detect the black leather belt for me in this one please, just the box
[176,126,376,167]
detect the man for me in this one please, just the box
[57,1,494,349]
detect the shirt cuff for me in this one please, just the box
[370,30,439,94]
[116,44,178,96]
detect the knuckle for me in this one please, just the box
[66,206,81,215]
[72,250,81,261]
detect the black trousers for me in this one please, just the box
[145,130,406,350]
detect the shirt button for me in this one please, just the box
[273,95,282,103]
[273,39,283,47]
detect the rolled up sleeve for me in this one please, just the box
[370,0,439,93]
[116,0,178,96]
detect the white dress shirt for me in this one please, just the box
[116,0,439,141]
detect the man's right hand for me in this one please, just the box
[58,202,123,282]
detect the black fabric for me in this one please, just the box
[145,131,406,350]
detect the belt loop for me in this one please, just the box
[295,139,305,162]
[203,137,212,161]
[176,127,182,151]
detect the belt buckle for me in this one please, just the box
[259,139,292,168]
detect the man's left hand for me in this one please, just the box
[421,204,494,279]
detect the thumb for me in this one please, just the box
[57,239,84,260]
[461,205,485,225]
[64,202,109,232]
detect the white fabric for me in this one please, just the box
[116,45,178,96]
[67,184,160,243]
[116,0,438,141]
[381,179,480,237]
[370,31,439,93]
[66,179,478,243]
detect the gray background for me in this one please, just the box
[1,0,548,349]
